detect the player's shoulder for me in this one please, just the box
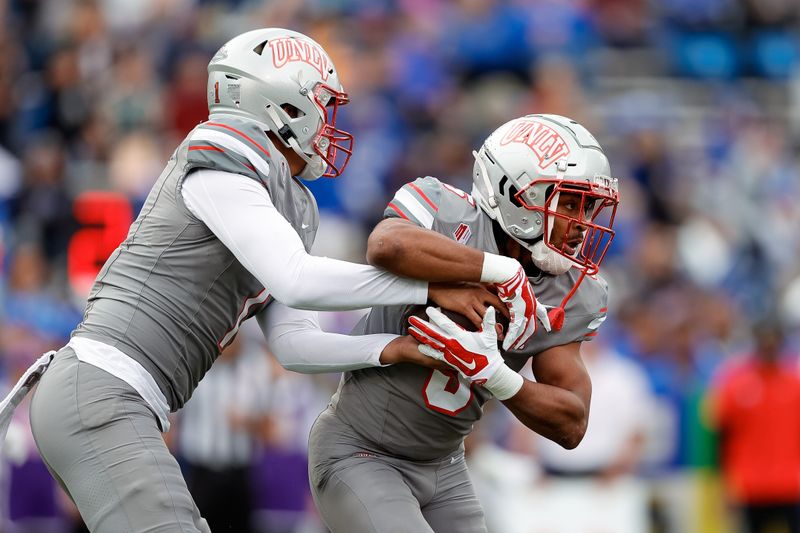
[184,114,278,182]
[568,270,609,316]
[535,268,608,317]
[385,176,481,229]
[519,268,609,350]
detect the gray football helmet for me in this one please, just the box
[472,114,619,274]
[207,28,353,180]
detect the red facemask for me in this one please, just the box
[515,177,619,275]
[311,83,353,177]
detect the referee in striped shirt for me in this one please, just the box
[176,330,273,533]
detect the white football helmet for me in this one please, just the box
[472,114,619,275]
[207,28,353,180]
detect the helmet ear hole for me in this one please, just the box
[507,184,524,209]
[498,175,508,196]
[280,104,305,119]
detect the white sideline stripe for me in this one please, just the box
[395,188,434,229]
[191,128,272,177]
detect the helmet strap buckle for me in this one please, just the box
[278,124,294,143]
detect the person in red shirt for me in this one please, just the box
[711,320,800,533]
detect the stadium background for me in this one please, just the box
[1,0,800,532]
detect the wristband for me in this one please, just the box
[480,253,519,284]
[483,364,524,400]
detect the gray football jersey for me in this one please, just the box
[330,177,608,460]
[73,114,319,410]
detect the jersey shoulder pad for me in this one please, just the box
[384,176,444,229]
[432,181,480,225]
[185,116,275,183]
[560,271,609,343]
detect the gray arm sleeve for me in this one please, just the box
[257,303,397,373]
[181,169,428,310]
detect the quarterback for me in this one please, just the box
[308,114,620,533]
[0,29,541,532]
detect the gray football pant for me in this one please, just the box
[309,410,487,533]
[29,347,210,533]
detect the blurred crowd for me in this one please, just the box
[1,0,800,532]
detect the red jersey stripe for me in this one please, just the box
[408,182,439,212]
[205,122,271,158]
[387,203,409,220]
[188,145,224,152]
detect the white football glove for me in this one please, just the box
[408,307,524,400]
[494,263,551,351]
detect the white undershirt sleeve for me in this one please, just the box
[256,303,396,373]
[181,169,428,310]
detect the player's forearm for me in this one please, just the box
[501,380,589,450]
[270,327,398,373]
[265,317,440,372]
[367,219,521,286]
[259,303,397,372]
[367,219,484,282]
[274,253,428,310]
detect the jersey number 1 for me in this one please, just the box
[422,369,472,416]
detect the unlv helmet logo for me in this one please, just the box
[269,38,332,81]
[499,119,571,170]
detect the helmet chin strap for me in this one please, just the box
[473,147,527,260]
[287,136,325,180]
[264,103,326,181]
[530,240,574,275]
[472,150,499,213]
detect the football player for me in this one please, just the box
[3,29,541,532]
[308,114,620,533]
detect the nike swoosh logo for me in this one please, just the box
[301,223,309,229]
[450,354,476,371]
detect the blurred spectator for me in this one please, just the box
[176,330,273,533]
[527,339,652,533]
[533,339,651,484]
[163,50,212,140]
[710,320,800,533]
[589,0,653,47]
[469,338,653,533]
[251,357,336,533]
[2,243,81,346]
[101,47,163,134]
[11,134,75,261]
[442,0,533,83]
[106,130,164,207]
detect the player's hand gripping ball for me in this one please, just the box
[408,306,509,383]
